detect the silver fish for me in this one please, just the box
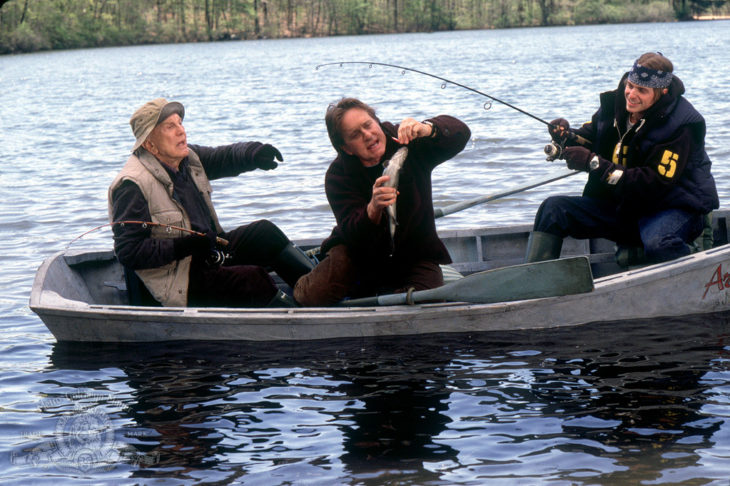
[382,146,408,238]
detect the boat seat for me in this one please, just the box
[103,281,127,292]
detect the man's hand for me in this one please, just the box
[548,118,570,142]
[172,230,217,260]
[252,143,283,170]
[367,175,398,223]
[562,146,594,172]
[393,118,433,145]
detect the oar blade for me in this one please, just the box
[342,257,593,307]
[421,256,593,304]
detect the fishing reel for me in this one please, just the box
[544,140,565,161]
[206,249,231,267]
[544,130,591,162]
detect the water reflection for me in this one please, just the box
[434,316,730,483]
[45,314,730,484]
[328,350,457,479]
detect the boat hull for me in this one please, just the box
[30,244,730,342]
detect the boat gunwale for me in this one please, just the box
[31,242,730,319]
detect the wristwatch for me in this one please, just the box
[589,155,600,171]
[421,120,438,138]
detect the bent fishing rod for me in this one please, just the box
[317,61,552,126]
[66,221,229,250]
[316,61,592,150]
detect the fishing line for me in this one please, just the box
[66,221,229,250]
[316,61,553,126]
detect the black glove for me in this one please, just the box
[562,146,594,172]
[252,143,283,170]
[548,118,570,142]
[172,230,217,260]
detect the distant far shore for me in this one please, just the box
[2,0,729,57]
[694,14,730,20]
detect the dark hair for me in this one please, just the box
[325,97,380,152]
[636,52,673,74]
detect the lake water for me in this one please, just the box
[2,21,730,484]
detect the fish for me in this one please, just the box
[381,146,408,239]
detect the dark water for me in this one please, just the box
[5,319,730,484]
[2,21,730,484]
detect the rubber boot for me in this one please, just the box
[266,289,299,308]
[699,213,713,251]
[615,246,647,268]
[272,242,317,288]
[525,231,563,263]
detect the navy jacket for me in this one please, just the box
[571,73,718,219]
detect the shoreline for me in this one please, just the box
[694,14,730,20]
[2,17,729,57]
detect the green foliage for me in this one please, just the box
[573,0,676,24]
[0,0,727,54]
[0,21,50,54]
[574,0,609,24]
[635,1,675,22]
[341,0,371,34]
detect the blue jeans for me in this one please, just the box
[638,208,704,262]
[534,195,704,263]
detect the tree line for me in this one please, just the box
[1,0,728,54]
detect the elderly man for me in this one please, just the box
[109,98,313,308]
[294,97,470,306]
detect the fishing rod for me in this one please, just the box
[66,221,229,250]
[316,61,592,155]
[316,61,553,126]
[434,171,580,219]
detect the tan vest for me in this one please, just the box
[108,149,223,306]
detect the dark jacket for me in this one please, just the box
[571,73,718,219]
[321,115,470,275]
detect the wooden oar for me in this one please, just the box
[341,256,593,307]
[434,171,580,219]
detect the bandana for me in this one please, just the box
[627,60,672,89]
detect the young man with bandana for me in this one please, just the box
[526,52,719,265]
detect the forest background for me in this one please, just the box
[1,0,729,54]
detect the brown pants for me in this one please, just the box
[293,244,443,306]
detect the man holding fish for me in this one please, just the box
[294,97,470,306]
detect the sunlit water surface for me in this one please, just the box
[1,21,730,484]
